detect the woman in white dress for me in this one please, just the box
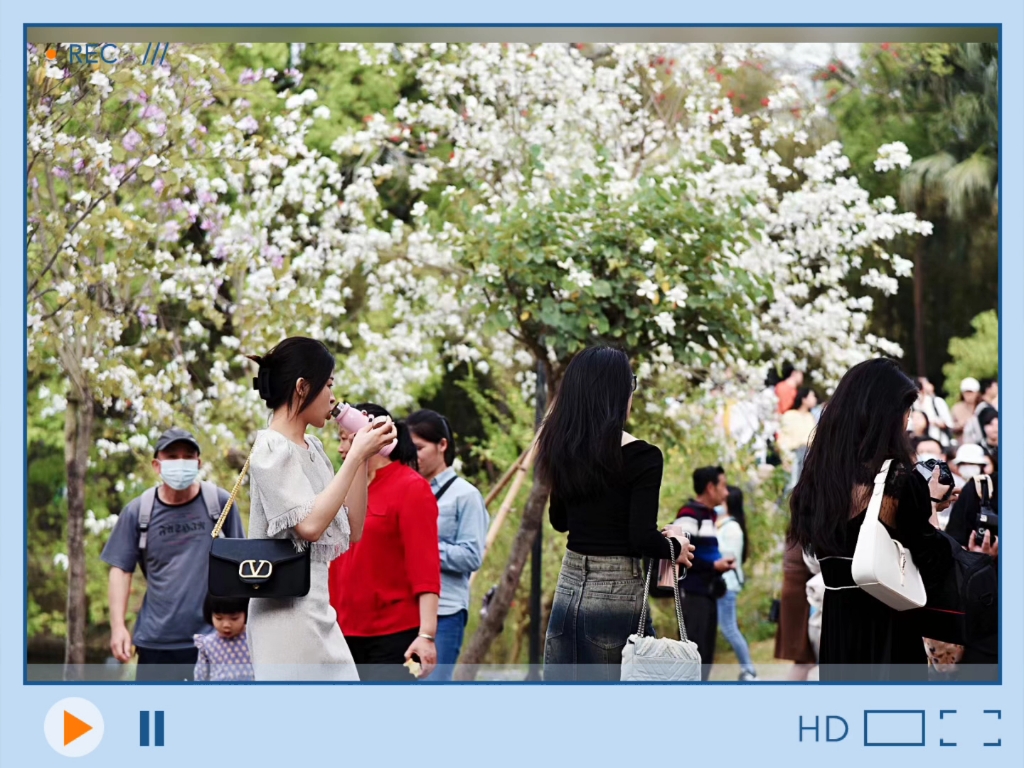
[245,337,397,681]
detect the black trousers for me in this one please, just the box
[346,627,420,682]
[135,646,199,682]
[681,592,717,681]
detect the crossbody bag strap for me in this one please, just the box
[434,476,458,502]
[211,445,256,540]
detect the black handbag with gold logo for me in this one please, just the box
[208,451,311,599]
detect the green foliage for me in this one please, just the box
[455,166,768,382]
[828,42,998,391]
[943,311,999,404]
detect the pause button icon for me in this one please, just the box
[139,711,165,747]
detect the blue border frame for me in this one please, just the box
[22,23,1003,687]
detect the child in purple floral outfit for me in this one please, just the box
[194,594,254,682]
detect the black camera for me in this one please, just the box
[976,507,999,546]
[915,458,955,501]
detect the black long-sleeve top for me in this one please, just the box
[547,440,682,560]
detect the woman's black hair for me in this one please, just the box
[203,593,249,625]
[978,406,998,431]
[247,337,335,415]
[792,387,814,411]
[536,346,633,501]
[406,409,457,467]
[354,402,419,470]
[789,358,919,557]
[725,485,749,564]
[908,408,930,433]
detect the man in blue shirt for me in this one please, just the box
[407,411,490,682]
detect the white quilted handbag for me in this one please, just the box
[621,538,701,682]
[850,459,927,610]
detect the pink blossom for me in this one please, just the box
[236,116,259,134]
[141,104,166,121]
[137,307,157,327]
[158,221,181,242]
[151,178,165,194]
[122,129,143,152]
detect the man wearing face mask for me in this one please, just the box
[101,428,244,681]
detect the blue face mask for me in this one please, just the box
[714,505,727,516]
[160,459,200,491]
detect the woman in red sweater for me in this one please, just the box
[328,403,441,681]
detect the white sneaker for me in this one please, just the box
[738,671,758,682]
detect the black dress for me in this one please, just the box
[818,463,953,682]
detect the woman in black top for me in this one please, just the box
[789,358,957,681]
[538,346,695,681]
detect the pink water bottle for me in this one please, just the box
[333,404,396,457]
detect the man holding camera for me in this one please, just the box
[101,428,244,681]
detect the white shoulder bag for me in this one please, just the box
[621,538,702,682]
[850,459,927,610]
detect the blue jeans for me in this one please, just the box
[430,610,467,682]
[717,590,755,675]
[544,551,654,682]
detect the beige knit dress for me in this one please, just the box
[246,429,359,681]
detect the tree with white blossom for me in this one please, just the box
[27,43,455,674]
[327,42,930,674]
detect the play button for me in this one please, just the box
[44,698,104,757]
[63,710,93,745]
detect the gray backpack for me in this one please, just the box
[136,481,223,576]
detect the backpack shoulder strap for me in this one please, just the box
[972,474,993,504]
[200,481,223,522]
[138,487,157,551]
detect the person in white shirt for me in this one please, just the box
[915,377,953,446]
[715,486,757,681]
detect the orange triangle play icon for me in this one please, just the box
[64,710,93,746]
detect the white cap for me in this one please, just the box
[953,443,987,466]
[960,377,981,393]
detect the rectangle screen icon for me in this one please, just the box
[864,710,926,747]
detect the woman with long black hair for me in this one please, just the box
[789,358,957,681]
[539,346,695,681]
[329,404,441,681]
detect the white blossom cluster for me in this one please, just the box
[27,42,930,472]
[335,43,929,393]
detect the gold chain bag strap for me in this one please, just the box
[207,444,312,599]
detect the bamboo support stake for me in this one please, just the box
[471,444,536,586]
[483,448,528,508]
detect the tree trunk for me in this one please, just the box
[913,216,927,378]
[453,473,551,681]
[63,389,93,680]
